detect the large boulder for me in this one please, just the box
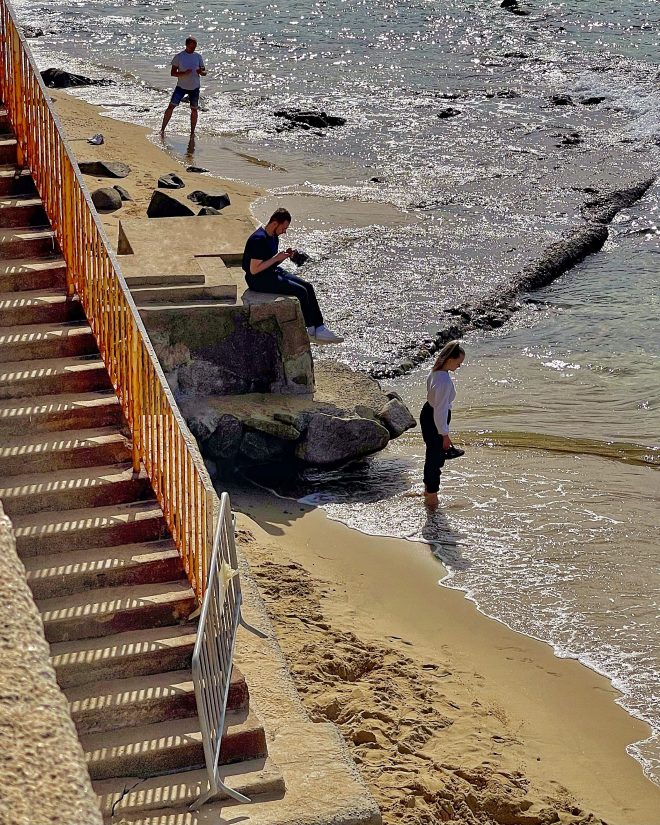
[240,431,292,464]
[187,190,231,210]
[41,68,111,88]
[204,414,244,460]
[377,398,416,437]
[91,187,122,213]
[147,190,195,218]
[244,415,301,441]
[177,359,251,395]
[113,185,132,202]
[78,160,130,178]
[296,413,389,466]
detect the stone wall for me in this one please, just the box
[0,502,102,825]
[142,295,314,397]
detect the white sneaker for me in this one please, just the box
[306,326,316,338]
[313,324,344,344]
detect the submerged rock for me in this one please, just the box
[274,109,346,131]
[437,107,461,119]
[41,68,111,88]
[550,94,574,106]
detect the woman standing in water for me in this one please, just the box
[420,340,465,509]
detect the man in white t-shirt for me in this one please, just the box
[160,37,207,135]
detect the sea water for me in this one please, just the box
[14,0,660,784]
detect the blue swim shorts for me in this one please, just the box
[169,86,200,109]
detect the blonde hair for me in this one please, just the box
[432,340,465,371]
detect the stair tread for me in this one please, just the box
[50,622,198,667]
[11,497,163,532]
[0,354,104,383]
[0,424,126,454]
[66,667,196,711]
[0,389,119,418]
[37,578,193,618]
[0,194,42,209]
[0,462,144,500]
[80,710,259,758]
[0,226,53,242]
[23,537,178,580]
[93,757,282,817]
[0,164,30,175]
[0,257,65,275]
[0,320,92,345]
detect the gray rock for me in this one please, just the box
[78,160,130,178]
[186,165,210,173]
[437,107,461,119]
[377,398,416,437]
[296,413,390,466]
[91,187,122,213]
[147,190,195,218]
[187,190,231,210]
[113,185,132,201]
[203,457,218,481]
[198,206,221,216]
[353,404,379,422]
[244,415,301,441]
[41,68,112,88]
[158,173,185,189]
[22,25,44,38]
[274,109,346,130]
[177,359,250,395]
[204,414,243,460]
[240,431,292,463]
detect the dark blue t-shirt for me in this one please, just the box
[242,226,278,276]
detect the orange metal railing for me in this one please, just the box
[0,0,217,599]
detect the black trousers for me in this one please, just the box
[246,267,324,328]
[420,402,450,494]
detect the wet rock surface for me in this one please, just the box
[41,68,112,88]
[274,109,347,131]
[370,176,656,380]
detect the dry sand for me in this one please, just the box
[51,90,660,825]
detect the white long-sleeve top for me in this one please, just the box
[426,369,456,435]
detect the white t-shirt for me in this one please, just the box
[172,50,205,90]
[426,370,456,435]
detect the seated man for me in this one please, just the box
[242,208,344,344]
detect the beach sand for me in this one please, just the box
[51,90,660,825]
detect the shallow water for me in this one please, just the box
[15,0,660,787]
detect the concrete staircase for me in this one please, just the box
[0,110,283,820]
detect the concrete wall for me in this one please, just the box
[0,502,102,825]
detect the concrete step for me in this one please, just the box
[0,164,36,196]
[67,666,248,736]
[13,498,168,558]
[124,272,206,288]
[0,256,67,293]
[37,579,196,644]
[81,711,267,781]
[0,390,122,436]
[0,320,96,362]
[0,193,47,227]
[52,623,197,689]
[0,354,111,399]
[24,538,181,600]
[0,225,57,258]
[94,758,284,819]
[0,463,152,517]
[0,136,17,165]
[0,289,83,326]
[132,282,236,305]
[0,426,129,476]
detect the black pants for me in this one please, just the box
[420,402,450,494]
[246,267,324,328]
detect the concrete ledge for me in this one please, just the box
[0,500,102,825]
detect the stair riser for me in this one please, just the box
[0,234,57,259]
[0,202,48,227]
[55,639,195,690]
[0,173,36,197]
[86,726,267,781]
[0,365,111,400]
[16,513,168,558]
[28,551,182,600]
[43,595,197,645]
[0,295,83,327]
[73,690,198,737]
[0,399,122,437]
[1,438,130,477]
[0,142,17,164]
[0,330,97,363]
[0,264,66,293]
[2,475,153,518]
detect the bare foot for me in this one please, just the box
[424,491,439,510]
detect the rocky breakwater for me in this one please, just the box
[179,360,416,477]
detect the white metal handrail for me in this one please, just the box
[191,492,266,809]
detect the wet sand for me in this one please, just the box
[52,89,660,825]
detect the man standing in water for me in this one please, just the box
[161,37,206,136]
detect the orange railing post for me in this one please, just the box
[0,0,217,599]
